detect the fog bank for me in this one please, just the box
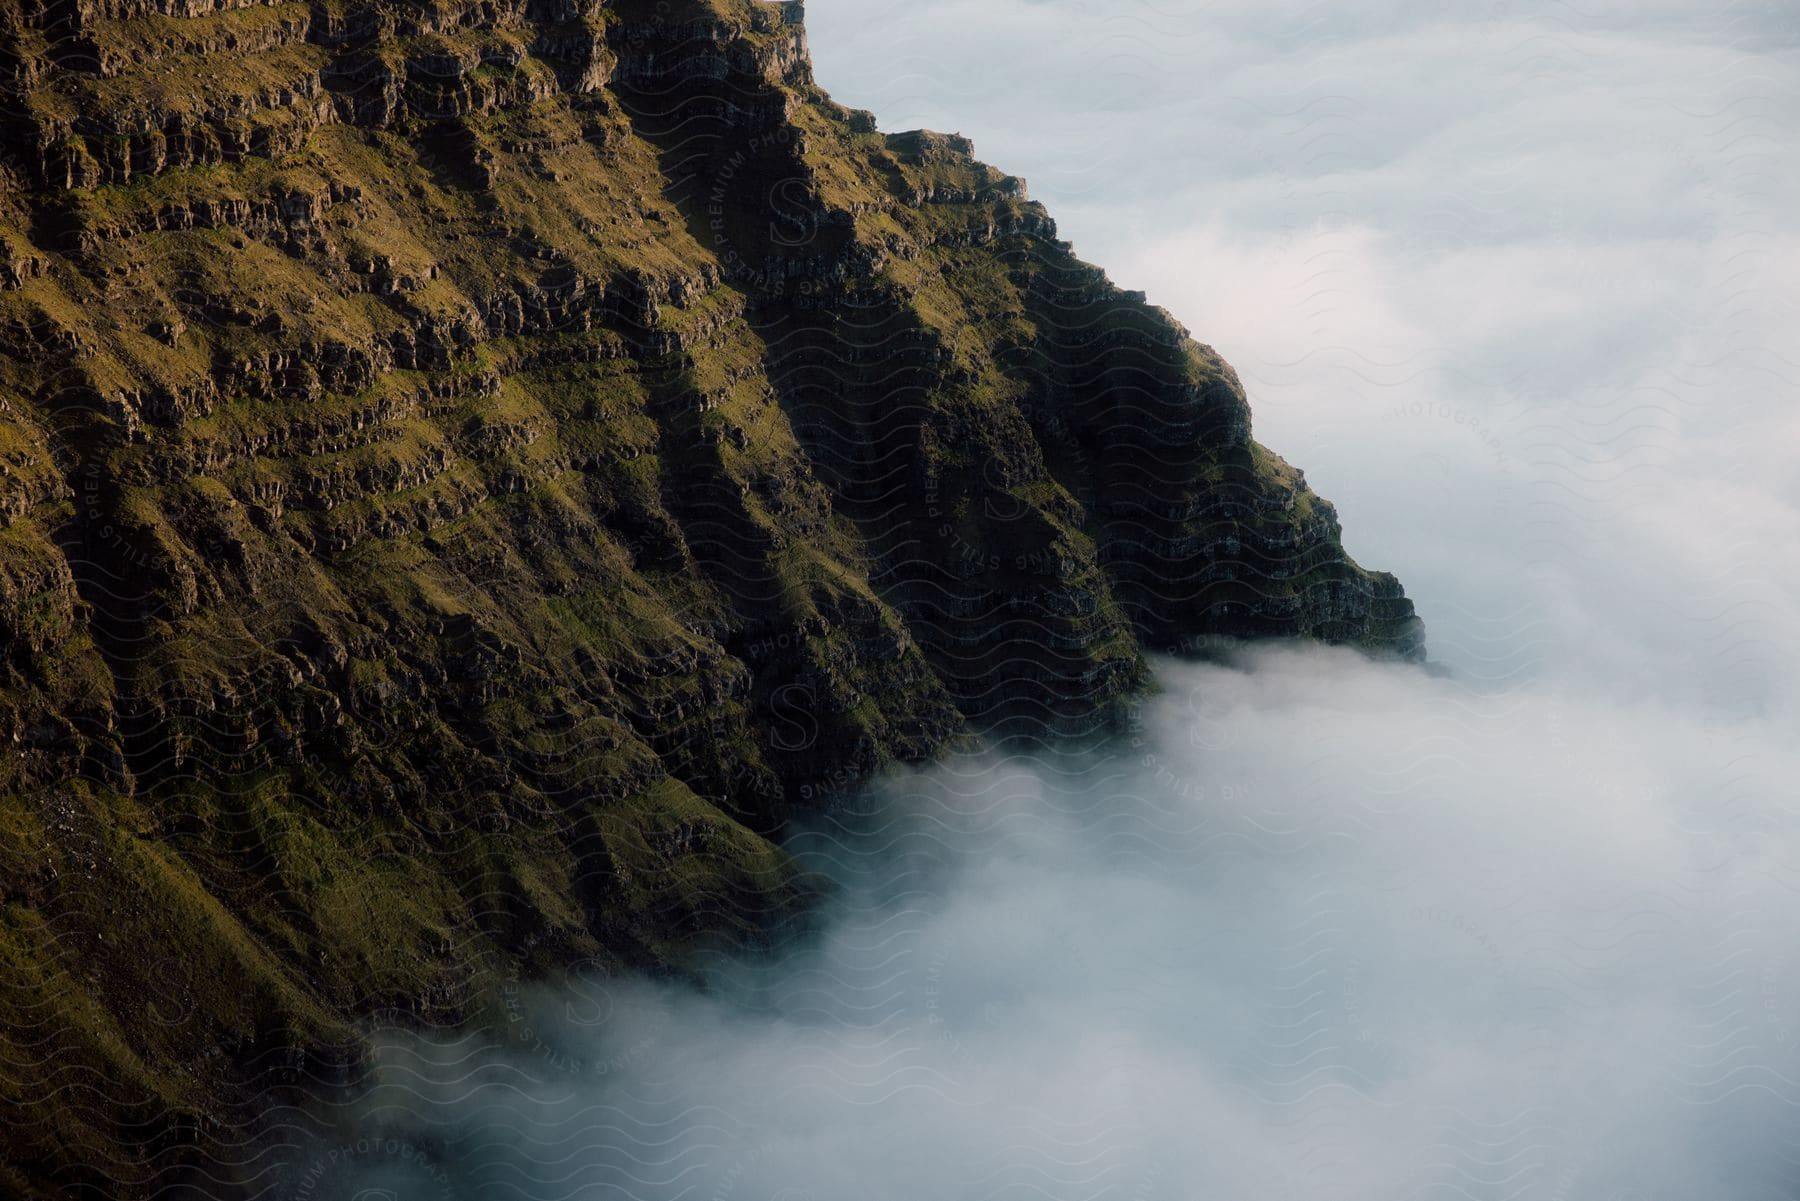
[274,3,1798,1197]
[288,641,1798,1200]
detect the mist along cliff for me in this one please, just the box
[0,0,1419,1194]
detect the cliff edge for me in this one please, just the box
[0,0,1420,1194]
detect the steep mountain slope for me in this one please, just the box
[0,0,1420,1194]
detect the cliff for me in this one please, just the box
[0,0,1420,1194]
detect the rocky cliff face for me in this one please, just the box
[0,0,1419,1194]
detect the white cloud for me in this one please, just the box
[311,643,1800,1199]
[278,4,1799,1196]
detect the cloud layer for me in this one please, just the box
[296,642,1800,1200]
[275,3,1798,1197]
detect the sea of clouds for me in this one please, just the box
[299,642,1800,1199]
[292,2,1798,1197]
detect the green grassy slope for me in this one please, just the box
[0,1,1420,1193]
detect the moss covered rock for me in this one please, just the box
[0,0,1419,1194]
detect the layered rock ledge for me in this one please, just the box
[0,1,1420,1195]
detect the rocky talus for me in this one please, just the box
[0,0,1420,1194]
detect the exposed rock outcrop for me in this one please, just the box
[0,1,1420,1195]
